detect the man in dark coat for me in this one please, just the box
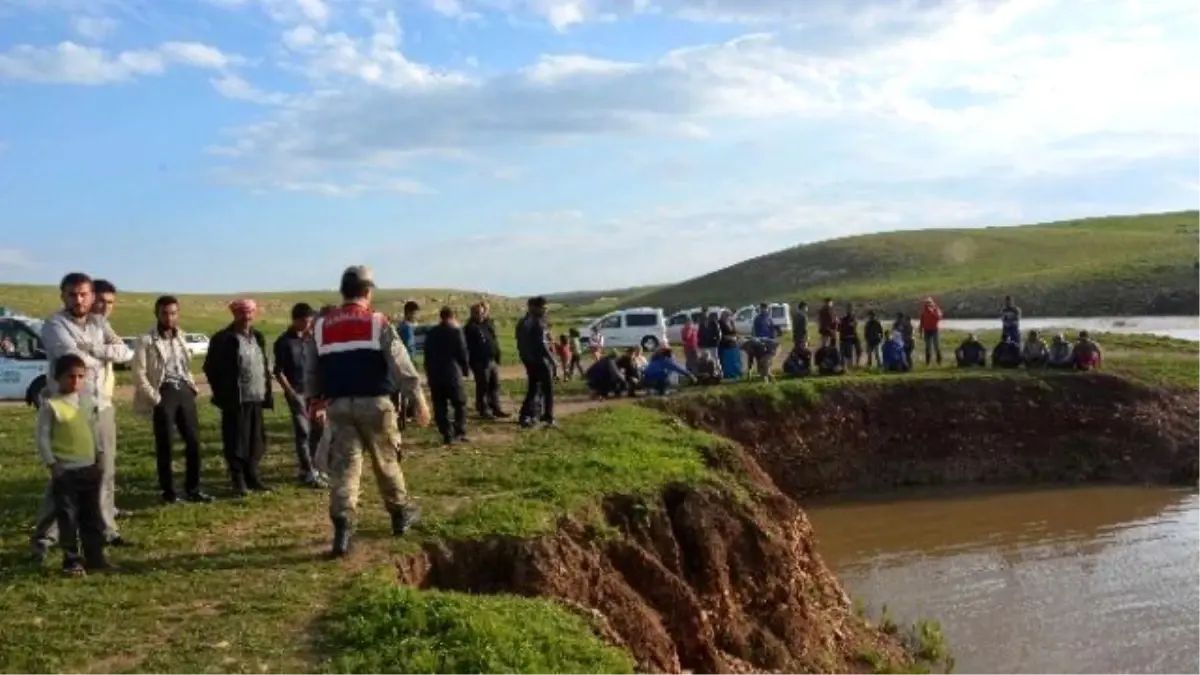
[423,306,471,445]
[202,298,274,496]
[463,302,507,420]
[515,296,556,429]
[586,353,626,398]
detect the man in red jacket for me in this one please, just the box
[919,297,943,366]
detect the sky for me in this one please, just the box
[0,0,1197,295]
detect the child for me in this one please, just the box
[37,354,108,576]
[567,329,586,379]
[555,334,572,380]
[588,326,605,362]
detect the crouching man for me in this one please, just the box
[305,266,431,557]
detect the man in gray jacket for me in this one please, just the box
[31,272,134,562]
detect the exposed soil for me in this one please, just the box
[399,484,907,674]
[664,374,1199,498]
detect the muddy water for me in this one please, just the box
[806,486,1200,674]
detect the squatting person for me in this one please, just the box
[305,266,431,557]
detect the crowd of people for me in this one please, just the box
[25,271,1109,575]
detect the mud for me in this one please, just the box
[665,374,1199,498]
[392,374,1197,674]
[399,485,907,673]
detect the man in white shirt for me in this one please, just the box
[31,272,134,562]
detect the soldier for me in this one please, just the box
[304,266,431,557]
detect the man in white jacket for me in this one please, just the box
[30,272,134,562]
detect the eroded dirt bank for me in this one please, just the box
[399,484,910,674]
[666,374,1199,498]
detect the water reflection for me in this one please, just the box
[939,316,1199,342]
[807,487,1200,674]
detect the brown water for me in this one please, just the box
[806,486,1200,674]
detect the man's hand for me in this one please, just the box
[413,403,432,428]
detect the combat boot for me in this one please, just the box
[390,504,421,536]
[331,518,352,557]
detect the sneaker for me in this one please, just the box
[185,490,215,503]
[455,433,471,444]
[542,419,560,430]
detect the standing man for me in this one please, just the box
[817,298,838,349]
[133,295,212,503]
[515,296,556,429]
[31,272,134,561]
[274,303,325,488]
[463,302,506,419]
[304,266,430,557]
[792,301,809,349]
[920,297,944,366]
[1000,295,1022,345]
[394,301,421,424]
[89,279,128,524]
[698,306,721,367]
[203,298,274,496]
[423,306,471,445]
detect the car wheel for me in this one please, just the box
[25,375,46,408]
[641,336,660,352]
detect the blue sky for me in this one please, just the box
[0,0,1197,295]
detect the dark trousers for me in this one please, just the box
[923,330,942,365]
[431,384,467,441]
[285,393,320,477]
[220,402,266,490]
[839,338,862,365]
[52,465,106,566]
[519,361,555,422]
[471,362,502,415]
[152,383,202,497]
[567,354,585,379]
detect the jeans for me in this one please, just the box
[286,392,320,479]
[923,330,942,365]
[519,361,555,422]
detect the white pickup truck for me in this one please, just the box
[0,314,49,405]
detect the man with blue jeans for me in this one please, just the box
[274,302,325,488]
[1000,295,1022,345]
[751,303,781,375]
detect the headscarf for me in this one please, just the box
[229,298,257,316]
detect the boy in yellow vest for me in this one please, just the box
[36,354,109,576]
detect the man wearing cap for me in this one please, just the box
[305,265,430,557]
[203,298,275,496]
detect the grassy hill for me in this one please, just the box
[0,285,529,337]
[544,284,668,316]
[631,211,1200,317]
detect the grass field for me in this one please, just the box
[630,210,1200,318]
[0,330,1192,672]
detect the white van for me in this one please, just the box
[733,303,793,336]
[0,314,49,405]
[580,308,669,351]
[664,306,731,344]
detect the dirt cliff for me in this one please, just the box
[664,374,1199,498]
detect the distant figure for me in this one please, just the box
[792,301,810,349]
[892,312,915,369]
[991,336,1022,369]
[782,343,813,377]
[741,337,778,381]
[1072,330,1103,371]
[815,344,845,376]
[554,334,572,380]
[566,328,586,380]
[615,347,645,395]
[1021,330,1049,368]
[586,352,627,398]
[641,348,695,395]
[588,325,605,362]
[881,331,910,372]
[424,306,471,446]
[395,300,422,424]
[693,352,722,385]
[838,304,861,367]
[698,307,721,368]
[1047,333,1073,369]
[680,317,700,373]
[516,296,557,429]
[1000,295,1022,345]
[717,309,742,379]
[463,303,507,420]
[863,310,884,368]
[955,333,987,368]
[920,297,944,366]
[817,298,839,349]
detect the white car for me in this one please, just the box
[664,306,731,344]
[579,307,670,351]
[0,314,49,405]
[183,332,210,357]
[733,303,793,336]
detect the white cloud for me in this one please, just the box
[210,73,288,105]
[70,15,119,41]
[427,0,482,20]
[0,247,35,270]
[0,40,241,84]
[264,177,431,196]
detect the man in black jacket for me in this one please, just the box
[423,306,471,445]
[586,353,626,398]
[697,306,721,369]
[515,296,556,429]
[202,298,274,496]
[463,302,507,420]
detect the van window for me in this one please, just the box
[597,314,622,330]
[667,313,689,326]
[771,306,786,318]
[624,313,659,328]
[690,312,705,323]
[735,308,754,322]
[0,320,43,359]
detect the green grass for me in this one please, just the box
[0,388,720,672]
[319,573,633,674]
[631,210,1200,317]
